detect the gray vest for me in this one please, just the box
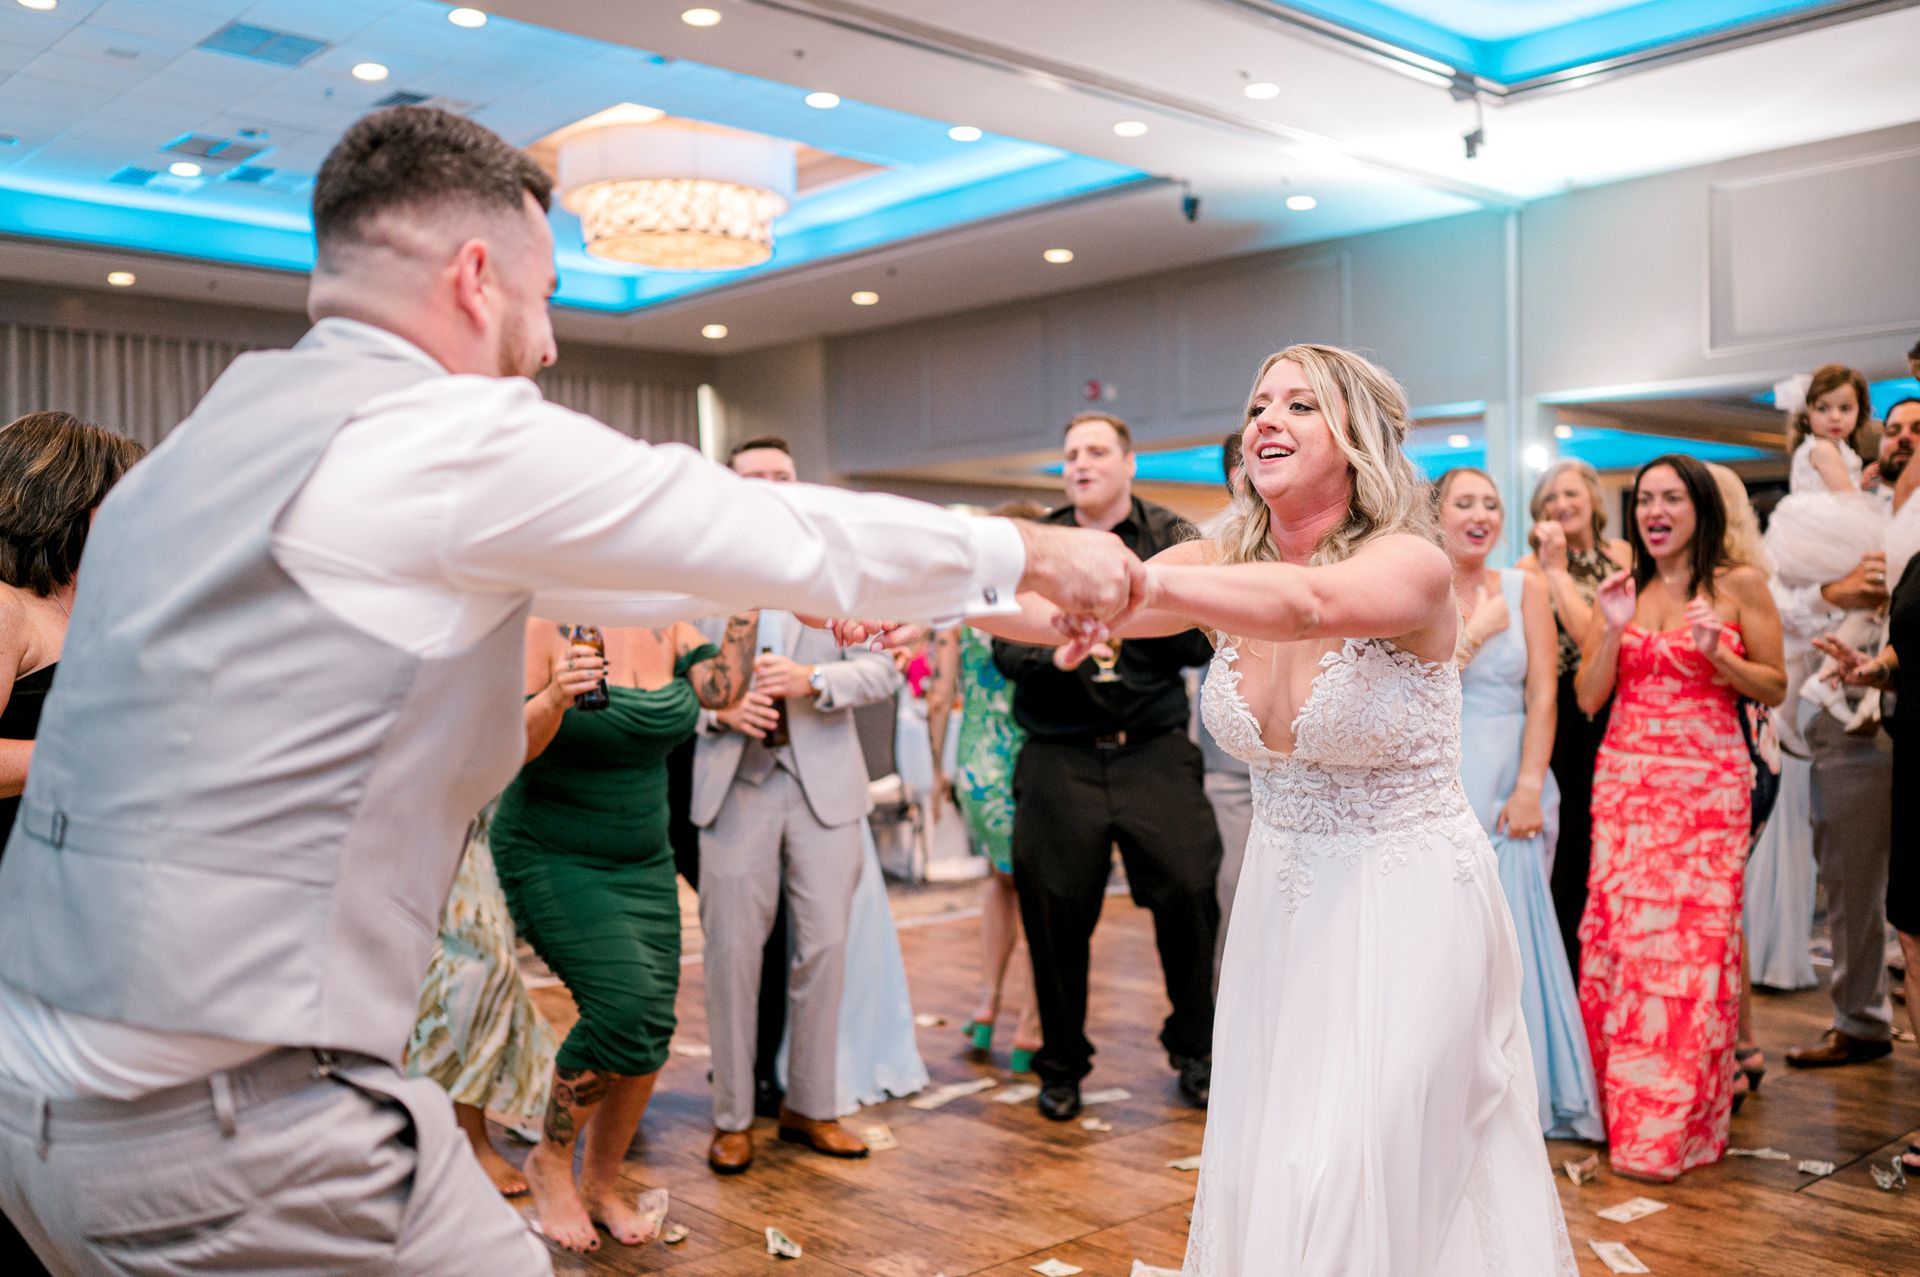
[0,324,528,1062]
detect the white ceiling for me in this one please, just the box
[3,0,1916,355]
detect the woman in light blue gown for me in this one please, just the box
[1440,468,1605,1141]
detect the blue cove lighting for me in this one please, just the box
[1275,1,1846,83]
[0,1,1145,314]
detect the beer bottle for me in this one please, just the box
[570,624,610,712]
[761,644,791,748]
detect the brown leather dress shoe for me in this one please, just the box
[708,1128,754,1175]
[776,1106,869,1159]
[1784,1028,1894,1068]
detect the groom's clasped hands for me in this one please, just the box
[829,521,1151,650]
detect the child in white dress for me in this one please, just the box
[1764,363,1884,731]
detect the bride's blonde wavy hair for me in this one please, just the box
[1210,343,1436,567]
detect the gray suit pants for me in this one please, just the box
[1805,711,1894,1041]
[700,766,863,1131]
[1204,769,1253,979]
[0,1049,548,1276]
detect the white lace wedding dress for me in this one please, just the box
[1183,637,1576,1276]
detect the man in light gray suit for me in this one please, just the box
[0,109,1144,1274]
[695,437,900,1174]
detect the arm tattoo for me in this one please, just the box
[689,613,757,708]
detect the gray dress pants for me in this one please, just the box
[1804,710,1895,1041]
[0,1049,549,1276]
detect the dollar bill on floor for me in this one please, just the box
[1130,1262,1182,1276]
[635,1187,670,1237]
[993,1083,1041,1105]
[1596,1197,1667,1224]
[662,1224,689,1245]
[863,1124,900,1151]
[1080,1117,1113,1132]
[1797,1160,1836,1177]
[1081,1087,1132,1105]
[1030,1260,1083,1276]
[909,1078,998,1110]
[766,1226,803,1259]
[1563,1153,1600,1185]
[914,1013,948,1027]
[1869,1162,1904,1191]
[1725,1146,1791,1160]
[1166,1154,1204,1171]
[670,1042,712,1058]
[1588,1240,1651,1273]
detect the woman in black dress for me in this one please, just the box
[1516,458,1633,968]
[0,411,144,842]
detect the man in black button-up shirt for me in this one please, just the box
[992,413,1222,1118]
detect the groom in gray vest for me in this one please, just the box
[0,107,1143,1274]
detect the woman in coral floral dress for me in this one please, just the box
[1575,454,1786,1181]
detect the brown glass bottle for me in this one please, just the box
[570,624,610,712]
[761,644,791,747]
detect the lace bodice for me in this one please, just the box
[1202,637,1480,912]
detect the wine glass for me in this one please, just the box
[1090,638,1123,683]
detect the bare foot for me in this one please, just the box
[525,1143,598,1253]
[474,1141,529,1197]
[582,1179,659,1247]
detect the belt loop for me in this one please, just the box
[209,1071,238,1139]
[48,811,66,849]
[35,1097,50,1160]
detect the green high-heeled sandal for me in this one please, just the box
[1009,1046,1038,1075]
[963,1020,993,1054]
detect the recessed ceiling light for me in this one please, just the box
[1555,424,1575,440]
[701,323,728,340]
[804,91,841,110]
[681,7,721,26]
[351,62,389,82]
[947,125,982,143]
[1447,433,1471,449]
[448,7,487,28]
[106,271,135,287]
[1285,194,1317,211]
[850,291,879,306]
[17,0,58,11]
[168,161,202,178]
[1243,81,1280,100]
[1112,120,1148,138]
[1523,443,1552,470]
[1043,249,1074,264]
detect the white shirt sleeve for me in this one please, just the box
[440,381,1023,627]
[1770,577,1840,643]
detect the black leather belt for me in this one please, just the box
[1041,725,1178,751]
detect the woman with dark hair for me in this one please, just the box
[0,411,144,843]
[1516,458,1633,967]
[1576,453,1785,1181]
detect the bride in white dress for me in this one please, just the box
[983,344,1573,1275]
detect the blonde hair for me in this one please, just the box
[1211,343,1435,567]
[1707,463,1772,575]
[1527,458,1609,548]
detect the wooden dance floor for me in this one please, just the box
[517,889,1919,1276]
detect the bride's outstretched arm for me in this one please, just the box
[1137,533,1454,652]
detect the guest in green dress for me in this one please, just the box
[493,613,753,1255]
[928,499,1046,1073]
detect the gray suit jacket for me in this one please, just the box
[691,613,901,829]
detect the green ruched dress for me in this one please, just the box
[491,644,716,1077]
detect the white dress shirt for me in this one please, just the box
[0,318,1024,1099]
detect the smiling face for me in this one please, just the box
[1808,381,1861,443]
[1440,471,1503,565]
[1634,463,1695,562]
[1061,418,1134,517]
[1241,359,1351,509]
[1882,401,1920,483]
[1537,466,1595,544]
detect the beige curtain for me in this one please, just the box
[2,320,701,449]
[0,323,260,450]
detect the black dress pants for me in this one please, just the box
[1011,730,1222,1086]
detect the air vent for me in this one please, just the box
[372,90,430,108]
[371,92,476,114]
[198,22,329,67]
[222,165,274,184]
[108,166,159,186]
[163,134,270,165]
